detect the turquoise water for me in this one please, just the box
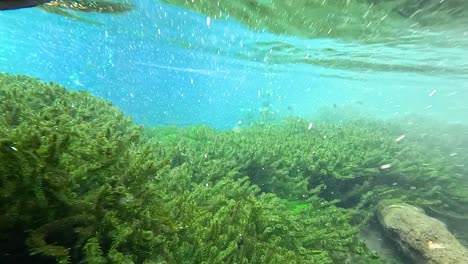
[1,0,467,129]
[1,1,468,263]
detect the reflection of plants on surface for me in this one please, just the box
[36,0,133,24]
[161,0,468,40]
[391,0,468,25]
[44,0,133,13]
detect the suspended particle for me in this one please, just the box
[395,135,405,142]
[380,164,391,169]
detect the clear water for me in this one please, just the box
[1,1,468,263]
[1,0,467,129]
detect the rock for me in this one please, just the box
[378,203,468,264]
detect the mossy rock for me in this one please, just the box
[378,203,468,264]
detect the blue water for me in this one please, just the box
[1,0,467,129]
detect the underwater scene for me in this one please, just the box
[1,0,468,263]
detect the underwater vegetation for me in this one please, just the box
[0,73,172,263]
[1,73,467,263]
[0,73,377,263]
[148,113,468,225]
[160,0,468,41]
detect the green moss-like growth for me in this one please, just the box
[0,73,173,263]
[1,74,379,263]
[147,112,468,232]
[159,172,374,263]
[4,73,465,263]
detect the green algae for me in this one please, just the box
[147,111,468,230]
[0,73,378,263]
[284,200,309,215]
[0,73,173,263]
[1,73,466,263]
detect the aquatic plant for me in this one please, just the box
[0,74,379,263]
[159,172,374,263]
[3,73,465,263]
[148,111,468,229]
[0,73,174,263]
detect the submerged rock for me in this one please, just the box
[378,203,468,264]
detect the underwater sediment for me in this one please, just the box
[1,73,467,263]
